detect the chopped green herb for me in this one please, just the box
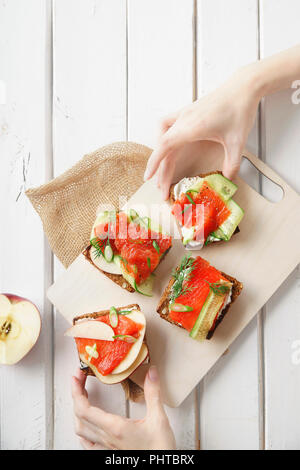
[118,310,132,315]
[153,240,160,254]
[185,193,196,205]
[186,189,199,194]
[109,307,119,328]
[104,245,114,262]
[147,257,151,269]
[169,303,193,312]
[129,209,139,221]
[85,343,99,362]
[181,204,192,214]
[113,334,137,343]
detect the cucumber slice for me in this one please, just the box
[188,174,237,201]
[120,263,154,296]
[189,286,229,341]
[133,276,154,297]
[205,174,238,200]
[215,198,244,240]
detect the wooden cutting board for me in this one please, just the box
[47,144,300,407]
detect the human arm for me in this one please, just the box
[144,45,300,199]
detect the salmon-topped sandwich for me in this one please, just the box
[157,255,242,341]
[170,172,244,249]
[65,304,148,384]
[84,210,172,296]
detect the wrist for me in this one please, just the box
[233,62,266,103]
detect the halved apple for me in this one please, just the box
[0,294,41,365]
[65,320,115,341]
[111,309,146,374]
[80,343,149,384]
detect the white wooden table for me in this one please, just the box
[1,0,300,450]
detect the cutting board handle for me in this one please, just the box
[242,149,294,199]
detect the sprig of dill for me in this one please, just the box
[169,255,195,304]
[90,237,106,258]
[206,281,231,296]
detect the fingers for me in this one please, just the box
[222,142,243,180]
[72,374,90,408]
[157,157,176,200]
[73,368,88,397]
[75,368,87,387]
[144,366,166,420]
[80,437,110,451]
[159,112,179,134]
[72,372,116,434]
[144,126,184,182]
[75,417,101,445]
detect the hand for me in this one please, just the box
[71,367,176,450]
[144,68,261,199]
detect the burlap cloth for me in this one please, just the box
[26,141,152,402]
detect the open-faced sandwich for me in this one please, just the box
[157,255,242,341]
[65,304,148,384]
[170,172,244,249]
[84,210,172,296]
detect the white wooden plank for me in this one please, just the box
[53,0,127,450]
[127,0,197,450]
[0,0,53,450]
[197,0,260,449]
[259,0,300,450]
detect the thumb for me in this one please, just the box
[222,142,243,180]
[144,366,165,419]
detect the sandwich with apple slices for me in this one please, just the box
[66,304,148,384]
[170,172,244,249]
[157,255,242,341]
[84,210,172,296]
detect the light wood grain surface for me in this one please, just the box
[0,0,299,450]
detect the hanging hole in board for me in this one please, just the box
[240,156,284,203]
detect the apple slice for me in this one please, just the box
[111,309,146,374]
[65,320,115,341]
[0,294,41,365]
[80,343,149,384]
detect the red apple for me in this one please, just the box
[0,294,41,365]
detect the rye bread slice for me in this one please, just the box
[169,170,240,241]
[73,304,148,378]
[83,245,135,293]
[156,268,243,340]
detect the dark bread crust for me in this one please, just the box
[83,245,135,293]
[169,171,240,239]
[156,269,243,340]
[73,304,146,378]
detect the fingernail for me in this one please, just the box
[148,366,158,382]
